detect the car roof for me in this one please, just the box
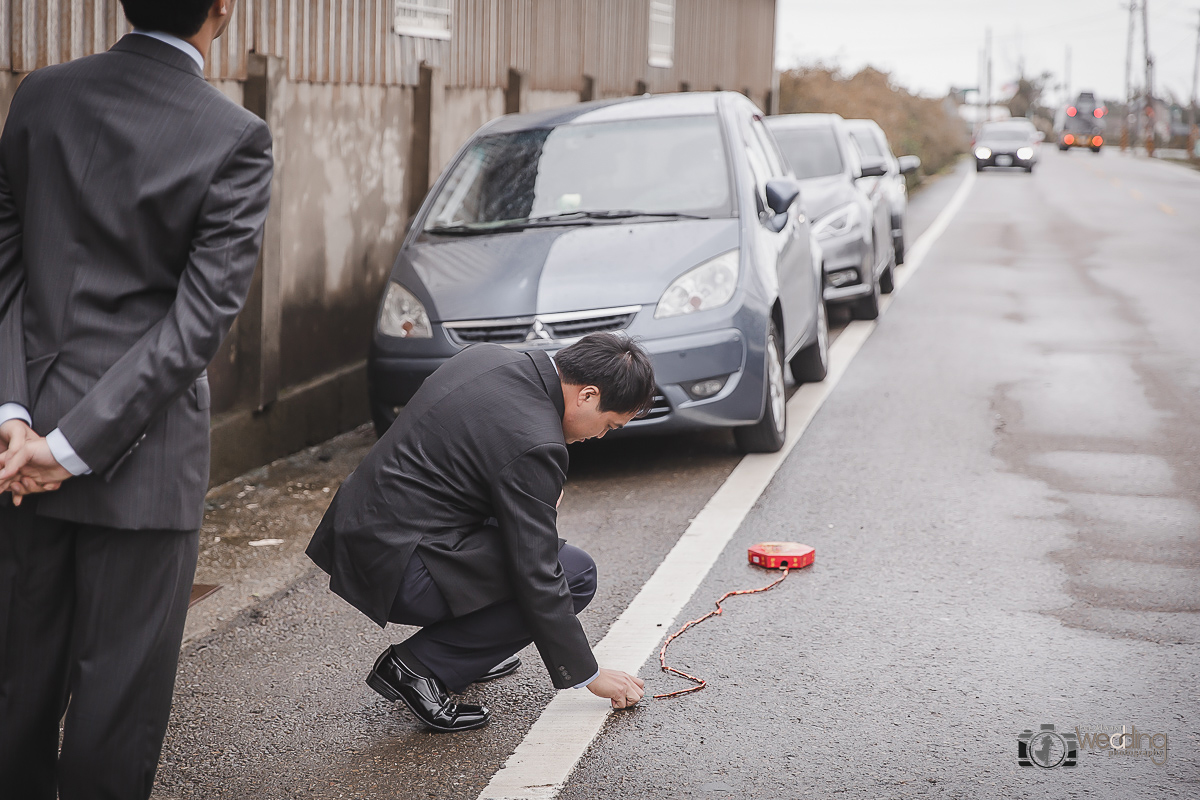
[764,112,843,130]
[482,92,730,135]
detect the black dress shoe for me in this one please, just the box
[366,646,490,732]
[475,655,521,683]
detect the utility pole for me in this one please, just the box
[1064,45,1071,105]
[985,26,993,123]
[1190,9,1199,160]
[1142,0,1155,155]
[1123,2,1137,150]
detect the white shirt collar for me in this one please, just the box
[131,29,205,70]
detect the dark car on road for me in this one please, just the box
[1055,91,1106,152]
[368,92,827,453]
[766,113,895,320]
[845,118,921,265]
[974,120,1040,173]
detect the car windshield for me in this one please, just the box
[981,125,1032,142]
[770,126,844,179]
[849,129,883,158]
[424,115,733,230]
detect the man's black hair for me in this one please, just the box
[120,0,213,39]
[554,333,656,416]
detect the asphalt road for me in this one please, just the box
[154,150,1199,799]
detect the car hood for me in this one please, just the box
[797,175,855,222]
[400,219,741,321]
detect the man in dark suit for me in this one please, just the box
[0,0,272,796]
[307,333,654,731]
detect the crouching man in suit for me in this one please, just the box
[306,333,654,731]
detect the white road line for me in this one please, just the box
[478,167,977,800]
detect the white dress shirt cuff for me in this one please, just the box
[46,428,92,476]
[0,403,32,427]
[573,669,600,689]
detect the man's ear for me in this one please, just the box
[578,385,601,406]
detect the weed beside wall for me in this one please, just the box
[778,66,967,183]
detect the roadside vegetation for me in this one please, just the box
[778,66,967,183]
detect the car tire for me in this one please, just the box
[1090,146,1101,153]
[789,298,828,384]
[851,255,881,320]
[894,230,905,265]
[734,321,787,454]
[1025,165,1034,174]
[1058,144,1069,151]
[879,246,897,294]
[975,161,984,172]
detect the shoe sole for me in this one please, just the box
[366,672,490,733]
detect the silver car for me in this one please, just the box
[368,92,827,453]
[845,119,920,265]
[766,113,895,320]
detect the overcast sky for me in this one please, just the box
[774,0,1200,105]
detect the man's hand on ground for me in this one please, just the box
[0,423,69,504]
[586,668,646,709]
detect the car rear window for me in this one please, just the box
[769,125,844,180]
[980,125,1033,142]
[425,115,734,229]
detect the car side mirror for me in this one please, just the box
[765,177,801,216]
[858,163,887,178]
[897,155,921,175]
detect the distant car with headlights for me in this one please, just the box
[368,92,827,454]
[973,120,1040,173]
[845,118,921,265]
[1055,91,1106,152]
[766,113,895,319]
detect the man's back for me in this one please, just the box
[0,34,273,529]
[310,343,569,625]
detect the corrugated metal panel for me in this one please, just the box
[1,0,773,97]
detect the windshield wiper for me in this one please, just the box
[424,210,710,236]
[526,210,711,223]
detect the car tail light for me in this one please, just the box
[1064,134,1075,145]
[1067,106,1077,117]
[1094,107,1105,118]
[1093,136,1103,146]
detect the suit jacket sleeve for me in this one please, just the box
[0,126,28,409]
[56,119,273,475]
[492,442,598,689]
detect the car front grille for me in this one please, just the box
[444,305,640,347]
[629,390,671,425]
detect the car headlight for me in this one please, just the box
[654,250,739,319]
[378,281,433,338]
[974,147,992,159]
[1017,147,1034,160]
[811,203,862,241]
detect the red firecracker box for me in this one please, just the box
[747,542,814,570]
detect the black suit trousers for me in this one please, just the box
[0,501,198,800]
[390,542,597,693]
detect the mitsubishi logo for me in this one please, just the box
[526,319,553,341]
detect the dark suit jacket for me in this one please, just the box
[0,35,273,530]
[307,344,598,689]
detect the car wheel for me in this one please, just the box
[790,297,828,384]
[1024,164,1034,174]
[851,255,881,320]
[734,321,786,454]
[879,245,897,294]
[1058,144,1069,151]
[1090,146,1101,153]
[894,230,905,265]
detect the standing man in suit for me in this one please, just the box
[0,1,272,796]
[307,333,654,731]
